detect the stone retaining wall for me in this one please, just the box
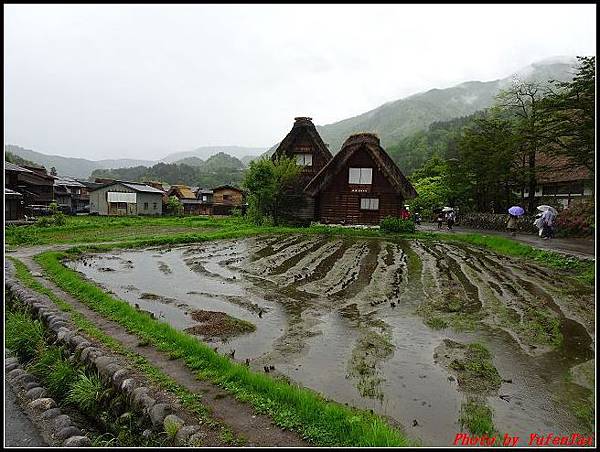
[5,353,92,447]
[4,262,207,447]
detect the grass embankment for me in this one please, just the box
[5,215,225,247]
[5,294,166,447]
[33,251,414,447]
[7,257,244,445]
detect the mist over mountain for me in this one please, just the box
[314,58,577,153]
[5,144,155,179]
[91,152,246,187]
[6,57,578,179]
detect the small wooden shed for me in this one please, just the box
[304,133,417,225]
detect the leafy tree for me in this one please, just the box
[496,80,548,212]
[408,175,451,219]
[457,111,520,212]
[50,166,58,176]
[242,156,303,225]
[540,56,595,173]
[166,196,183,216]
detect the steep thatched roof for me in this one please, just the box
[304,133,418,199]
[167,184,196,199]
[272,117,333,162]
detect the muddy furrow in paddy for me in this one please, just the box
[298,241,370,297]
[244,236,323,276]
[413,241,593,359]
[267,240,345,287]
[11,253,308,447]
[343,242,408,311]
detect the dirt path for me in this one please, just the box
[9,248,308,447]
[418,223,595,259]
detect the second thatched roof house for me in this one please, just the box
[271,117,333,221]
[304,132,418,225]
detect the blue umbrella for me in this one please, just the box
[508,206,525,216]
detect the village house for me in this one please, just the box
[211,185,245,215]
[516,153,594,209]
[195,188,214,215]
[53,176,89,213]
[304,133,418,225]
[165,184,204,215]
[5,162,55,210]
[5,188,25,221]
[271,117,333,221]
[89,180,164,216]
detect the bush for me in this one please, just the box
[36,216,55,227]
[67,372,107,413]
[53,211,67,226]
[35,211,68,227]
[380,216,416,234]
[555,200,594,237]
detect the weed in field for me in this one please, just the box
[163,416,182,440]
[67,372,107,413]
[5,310,45,362]
[459,399,495,436]
[47,359,78,398]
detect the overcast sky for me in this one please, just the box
[4,4,596,160]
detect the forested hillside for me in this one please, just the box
[91,152,245,187]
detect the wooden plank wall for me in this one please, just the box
[316,148,404,225]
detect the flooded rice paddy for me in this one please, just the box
[67,235,595,446]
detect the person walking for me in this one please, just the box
[436,211,444,229]
[534,212,544,237]
[446,210,456,230]
[506,214,517,236]
[541,209,556,240]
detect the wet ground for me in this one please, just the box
[67,235,595,446]
[5,383,47,447]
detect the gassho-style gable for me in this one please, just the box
[271,117,333,166]
[304,133,418,200]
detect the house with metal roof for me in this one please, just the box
[53,176,89,213]
[88,180,164,216]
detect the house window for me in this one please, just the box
[153,202,157,210]
[223,194,231,201]
[296,154,313,166]
[360,198,379,210]
[144,202,149,210]
[349,168,373,184]
[202,195,207,201]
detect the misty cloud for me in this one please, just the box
[4,4,596,160]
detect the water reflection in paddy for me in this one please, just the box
[68,235,594,446]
